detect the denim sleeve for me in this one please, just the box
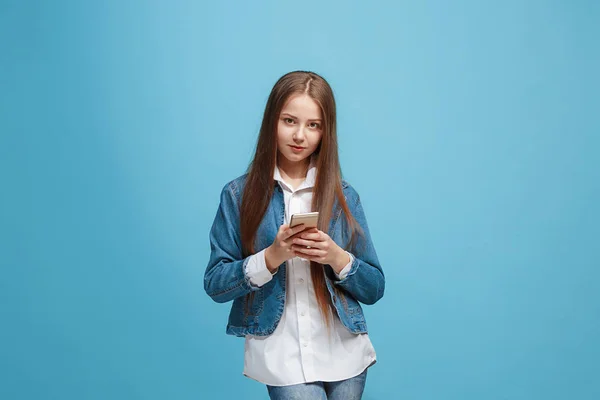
[333,193,385,305]
[204,182,260,303]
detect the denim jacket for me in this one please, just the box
[204,174,385,337]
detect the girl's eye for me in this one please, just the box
[309,122,321,129]
[284,118,295,124]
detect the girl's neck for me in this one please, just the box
[277,156,311,182]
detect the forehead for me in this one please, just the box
[280,94,322,119]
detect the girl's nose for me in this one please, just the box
[293,126,305,141]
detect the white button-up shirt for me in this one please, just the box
[242,160,377,386]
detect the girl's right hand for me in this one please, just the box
[264,223,307,273]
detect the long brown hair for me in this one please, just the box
[240,71,360,325]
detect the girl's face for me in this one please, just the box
[276,94,323,165]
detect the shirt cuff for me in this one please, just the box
[335,252,354,280]
[244,249,274,288]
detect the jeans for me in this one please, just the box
[266,369,368,400]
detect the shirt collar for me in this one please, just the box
[274,155,317,192]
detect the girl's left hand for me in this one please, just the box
[292,228,350,274]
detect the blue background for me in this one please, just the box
[1,1,599,399]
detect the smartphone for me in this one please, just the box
[289,211,319,229]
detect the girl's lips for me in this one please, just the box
[290,145,305,152]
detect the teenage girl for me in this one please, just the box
[205,71,385,399]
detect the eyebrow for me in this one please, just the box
[281,112,322,122]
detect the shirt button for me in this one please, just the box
[303,343,308,348]
[298,278,304,284]
[301,311,306,316]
